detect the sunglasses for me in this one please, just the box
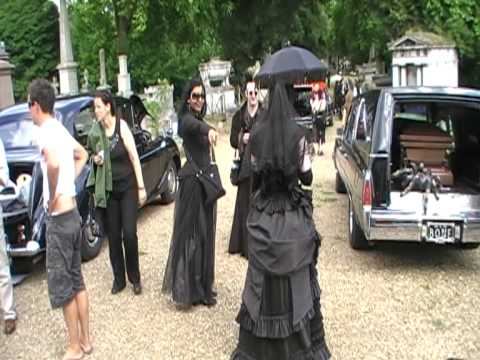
[191,92,205,101]
[28,100,34,109]
[248,90,258,96]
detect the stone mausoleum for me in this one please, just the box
[389,31,458,87]
[199,58,236,115]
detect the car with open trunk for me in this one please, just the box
[333,86,480,250]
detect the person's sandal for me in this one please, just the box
[80,343,93,355]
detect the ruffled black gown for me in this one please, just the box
[231,175,330,360]
[162,112,216,306]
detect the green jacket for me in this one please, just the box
[86,122,112,208]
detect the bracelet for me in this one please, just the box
[138,186,145,190]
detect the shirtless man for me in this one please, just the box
[28,79,92,360]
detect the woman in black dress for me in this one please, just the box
[162,78,219,308]
[228,81,264,258]
[231,83,331,359]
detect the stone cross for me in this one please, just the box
[81,69,89,92]
[51,77,60,95]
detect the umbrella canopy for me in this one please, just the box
[255,46,328,86]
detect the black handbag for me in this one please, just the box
[230,149,241,186]
[186,147,226,205]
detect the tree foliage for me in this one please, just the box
[70,0,231,93]
[331,0,480,87]
[0,0,59,100]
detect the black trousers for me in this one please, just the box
[106,185,140,286]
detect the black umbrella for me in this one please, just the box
[255,46,328,86]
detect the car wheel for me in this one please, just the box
[159,160,178,204]
[348,197,370,250]
[81,211,105,261]
[335,172,347,193]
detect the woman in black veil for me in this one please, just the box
[162,78,218,308]
[231,83,331,359]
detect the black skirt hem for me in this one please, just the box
[231,341,331,360]
[236,303,318,339]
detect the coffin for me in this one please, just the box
[399,123,454,186]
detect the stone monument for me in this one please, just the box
[81,69,90,93]
[0,41,15,109]
[198,58,236,115]
[57,0,79,95]
[389,30,458,87]
[97,48,111,90]
[117,55,132,97]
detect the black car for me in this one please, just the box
[333,87,480,250]
[0,94,181,274]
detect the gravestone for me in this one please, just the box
[0,41,15,109]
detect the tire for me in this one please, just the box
[81,210,105,261]
[158,160,178,205]
[348,197,370,250]
[335,172,347,194]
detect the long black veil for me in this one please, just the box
[250,83,305,182]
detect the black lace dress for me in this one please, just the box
[162,112,217,306]
[231,171,330,360]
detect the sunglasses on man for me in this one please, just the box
[248,90,258,97]
[28,100,35,109]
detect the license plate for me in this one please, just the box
[426,222,455,244]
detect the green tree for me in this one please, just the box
[331,0,480,87]
[70,0,230,92]
[0,0,59,100]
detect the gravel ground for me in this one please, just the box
[1,120,480,360]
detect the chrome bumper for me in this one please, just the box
[7,244,44,257]
[368,192,480,244]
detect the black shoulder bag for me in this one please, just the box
[186,146,226,205]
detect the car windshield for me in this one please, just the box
[0,113,37,149]
[0,111,63,149]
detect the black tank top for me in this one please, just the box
[109,119,135,192]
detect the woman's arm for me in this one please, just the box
[120,120,146,203]
[181,113,212,137]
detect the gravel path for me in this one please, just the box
[2,121,479,360]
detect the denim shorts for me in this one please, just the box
[46,208,85,309]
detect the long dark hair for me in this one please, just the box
[179,78,207,117]
[177,77,207,138]
[94,90,116,116]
